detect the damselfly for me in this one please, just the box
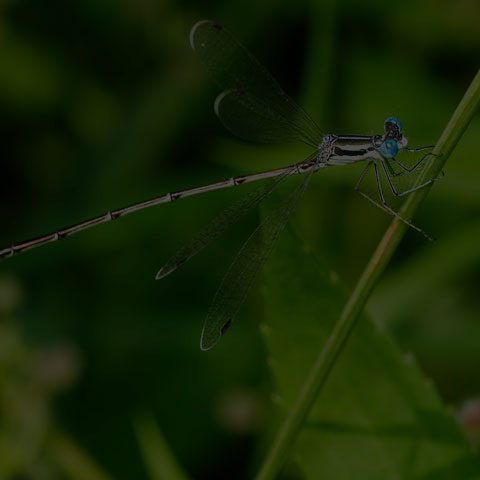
[0,20,440,350]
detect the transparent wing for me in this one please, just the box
[214,88,314,144]
[200,158,316,350]
[190,20,323,148]
[156,164,299,280]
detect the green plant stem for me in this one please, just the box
[255,68,480,480]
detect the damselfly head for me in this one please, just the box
[383,117,406,147]
[384,116,402,132]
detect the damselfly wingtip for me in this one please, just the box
[199,330,220,351]
[190,19,221,52]
[155,265,176,280]
[200,317,232,351]
[155,255,189,280]
[155,269,169,280]
[214,88,236,118]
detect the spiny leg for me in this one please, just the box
[392,150,438,174]
[380,158,443,198]
[355,161,373,189]
[355,162,403,218]
[374,161,434,240]
[354,161,434,241]
[384,158,406,178]
[405,145,434,153]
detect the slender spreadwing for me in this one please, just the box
[0,20,440,350]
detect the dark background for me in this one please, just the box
[0,0,479,478]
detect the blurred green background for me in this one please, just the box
[0,0,479,478]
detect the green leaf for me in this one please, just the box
[261,227,480,479]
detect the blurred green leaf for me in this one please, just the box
[370,221,480,327]
[133,412,191,480]
[261,226,480,479]
[0,29,64,111]
[47,429,117,480]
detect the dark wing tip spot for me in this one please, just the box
[176,257,188,268]
[220,318,233,336]
[156,256,188,280]
[212,21,223,30]
[200,331,220,351]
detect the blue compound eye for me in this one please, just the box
[384,116,402,132]
[380,139,398,158]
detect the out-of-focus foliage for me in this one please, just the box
[0,0,479,478]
